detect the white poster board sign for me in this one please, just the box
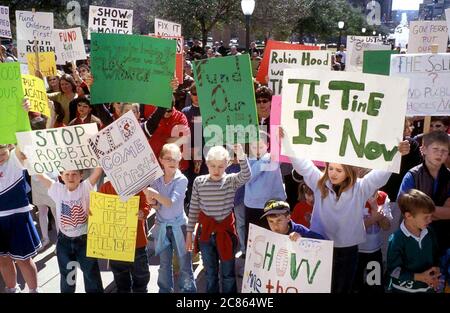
[16,124,99,175]
[53,28,87,65]
[446,9,450,40]
[390,53,450,116]
[242,224,333,293]
[88,5,133,40]
[154,18,182,37]
[346,36,389,72]
[0,6,11,38]
[408,21,448,54]
[280,69,409,173]
[15,10,54,63]
[268,50,331,95]
[88,111,163,201]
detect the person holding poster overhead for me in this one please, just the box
[280,127,410,293]
[145,144,196,293]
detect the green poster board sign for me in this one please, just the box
[363,50,399,76]
[90,33,176,108]
[193,54,258,144]
[0,62,30,144]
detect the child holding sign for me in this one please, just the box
[31,166,104,293]
[280,127,410,293]
[186,145,251,293]
[144,143,196,293]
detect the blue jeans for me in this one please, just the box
[110,247,150,293]
[234,203,246,254]
[198,233,237,293]
[158,226,196,293]
[56,233,104,293]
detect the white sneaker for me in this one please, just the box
[5,285,21,293]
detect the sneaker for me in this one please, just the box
[4,285,21,293]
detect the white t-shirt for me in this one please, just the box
[48,179,94,237]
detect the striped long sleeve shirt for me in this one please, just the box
[187,157,251,233]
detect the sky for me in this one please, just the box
[392,0,423,11]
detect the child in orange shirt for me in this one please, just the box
[291,181,314,228]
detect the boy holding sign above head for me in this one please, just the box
[261,199,323,241]
[186,144,251,293]
[27,161,105,293]
[280,127,410,293]
[144,143,196,293]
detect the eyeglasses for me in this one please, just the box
[256,99,270,104]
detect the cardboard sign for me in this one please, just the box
[16,124,99,175]
[88,110,163,201]
[256,40,320,84]
[53,27,87,65]
[363,50,399,76]
[281,69,409,173]
[408,21,448,54]
[346,36,389,72]
[242,224,333,293]
[268,50,331,95]
[193,54,259,144]
[90,33,176,107]
[154,18,181,37]
[88,5,133,40]
[0,6,11,38]
[390,53,450,116]
[87,191,139,262]
[0,62,30,144]
[15,10,54,63]
[26,51,57,77]
[21,74,50,117]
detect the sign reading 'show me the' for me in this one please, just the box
[16,124,99,175]
[88,110,163,201]
[280,69,409,173]
[346,36,390,72]
[390,53,450,116]
[88,5,133,40]
[53,27,87,64]
[268,50,331,95]
[242,224,333,293]
[408,21,448,53]
[15,10,54,63]
[0,6,12,38]
[154,17,181,37]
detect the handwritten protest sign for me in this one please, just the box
[21,74,50,117]
[242,224,333,293]
[88,111,163,201]
[280,69,409,173]
[53,28,87,65]
[90,33,176,107]
[256,40,320,84]
[268,50,331,95]
[446,9,450,40]
[363,50,398,76]
[87,192,139,262]
[393,22,409,48]
[151,34,184,84]
[193,54,259,144]
[154,18,181,37]
[390,53,450,116]
[0,6,11,38]
[0,62,30,144]
[15,10,54,63]
[26,51,57,77]
[346,36,389,72]
[408,21,448,54]
[16,124,99,175]
[88,5,133,40]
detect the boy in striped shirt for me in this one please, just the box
[185,145,251,293]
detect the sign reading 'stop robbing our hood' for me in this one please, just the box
[280,69,409,173]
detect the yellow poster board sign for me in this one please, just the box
[21,74,50,117]
[87,191,139,262]
[26,51,57,77]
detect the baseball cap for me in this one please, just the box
[260,200,290,219]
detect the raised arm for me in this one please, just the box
[88,167,104,186]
